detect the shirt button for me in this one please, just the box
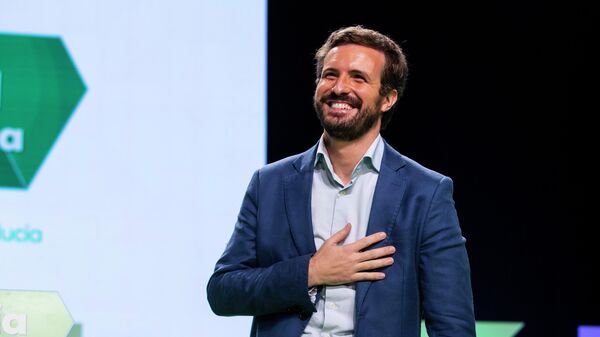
[323,334,331,337]
[326,302,337,309]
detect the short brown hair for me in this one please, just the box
[315,26,408,129]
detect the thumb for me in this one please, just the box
[327,223,352,245]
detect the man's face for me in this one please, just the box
[314,44,393,141]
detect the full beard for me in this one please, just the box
[314,93,383,141]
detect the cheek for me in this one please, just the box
[358,90,380,105]
[316,79,335,93]
[314,86,328,100]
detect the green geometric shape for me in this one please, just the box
[421,320,524,337]
[66,323,82,337]
[475,321,524,336]
[0,33,86,189]
[0,290,74,337]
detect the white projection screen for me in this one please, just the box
[0,1,264,336]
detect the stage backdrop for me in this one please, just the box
[0,1,264,336]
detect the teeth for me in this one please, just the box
[331,102,352,110]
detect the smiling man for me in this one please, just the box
[207,26,476,337]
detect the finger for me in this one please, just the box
[326,223,352,245]
[350,272,386,282]
[348,231,387,251]
[359,245,396,261]
[355,257,394,271]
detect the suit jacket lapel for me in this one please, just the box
[355,142,407,315]
[284,145,318,256]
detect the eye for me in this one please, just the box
[323,71,337,79]
[352,74,367,82]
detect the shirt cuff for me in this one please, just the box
[308,286,318,304]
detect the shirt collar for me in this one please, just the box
[314,134,384,176]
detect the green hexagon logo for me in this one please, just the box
[0,33,86,189]
[0,290,74,337]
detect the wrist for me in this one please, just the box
[308,256,320,287]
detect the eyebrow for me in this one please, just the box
[322,67,373,81]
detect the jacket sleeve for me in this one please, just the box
[206,170,316,317]
[419,177,476,337]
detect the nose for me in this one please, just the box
[332,75,351,95]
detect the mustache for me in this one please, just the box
[320,92,362,108]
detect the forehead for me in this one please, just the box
[323,44,386,76]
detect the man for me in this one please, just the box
[207,26,475,337]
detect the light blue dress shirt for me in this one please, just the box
[303,135,383,337]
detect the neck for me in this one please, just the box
[323,125,380,185]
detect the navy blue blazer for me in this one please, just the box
[207,141,475,337]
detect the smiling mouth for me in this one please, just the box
[324,101,358,118]
[329,101,355,110]
[319,93,361,115]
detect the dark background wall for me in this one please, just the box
[267,1,596,336]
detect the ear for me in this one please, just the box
[381,89,398,112]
